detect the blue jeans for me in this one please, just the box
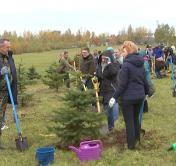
[104,102,119,130]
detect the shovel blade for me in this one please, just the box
[15,136,28,152]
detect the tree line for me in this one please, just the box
[0,23,175,54]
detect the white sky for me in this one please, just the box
[1,0,176,35]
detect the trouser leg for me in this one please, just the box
[104,104,114,130]
[122,99,143,149]
[133,102,142,142]
[113,102,119,121]
[0,92,8,136]
[122,102,135,149]
[64,73,70,88]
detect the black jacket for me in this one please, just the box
[96,62,120,104]
[80,54,95,76]
[114,53,149,101]
[0,51,18,104]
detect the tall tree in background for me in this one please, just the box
[134,26,148,44]
[118,28,128,44]
[1,24,175,54]
[127,24,134,41]
[154,24,175,45]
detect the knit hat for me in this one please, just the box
[138,50,146,57]
[138,49,149,60]
[102,50,115,63]
[106,47,114,51]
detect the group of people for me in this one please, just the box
[139,44,176,79]
[58,41,157,150]
[1,37,175,150]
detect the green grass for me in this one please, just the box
[14,46,106,74]
[14,50,59,74]
[1,50,176,165]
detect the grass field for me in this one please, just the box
[0,49,176,166]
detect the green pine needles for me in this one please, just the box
[51,89,105,149]
[43,62,65,92]
[17,61,33,106]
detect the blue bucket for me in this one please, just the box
[36,147,55,166]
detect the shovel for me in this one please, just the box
[92,76,101,112]
[5,73,28,151]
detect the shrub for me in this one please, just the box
[50,89,105,149]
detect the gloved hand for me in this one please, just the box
[1,66,8,75]
[109,97,116,108]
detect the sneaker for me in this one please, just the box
[1,125,9,130]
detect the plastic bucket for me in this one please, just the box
[36,147,55,166]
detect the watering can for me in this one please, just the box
[69,140,102,161]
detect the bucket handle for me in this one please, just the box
[80,140,103,150]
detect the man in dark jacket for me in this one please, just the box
[80,47,96,89]
[109,41,149,149]
[0,39,17,148]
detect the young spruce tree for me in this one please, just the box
[43,62,65,92]
[17,61,32,106]
[52,89,105,149]
[27,65,41,80]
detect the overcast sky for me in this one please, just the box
[1,0,176,35]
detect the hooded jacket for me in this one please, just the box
[96,62,120,104]
[114,53,149,101]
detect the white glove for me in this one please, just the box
[109,97,116,108]
[1,66,8,75]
